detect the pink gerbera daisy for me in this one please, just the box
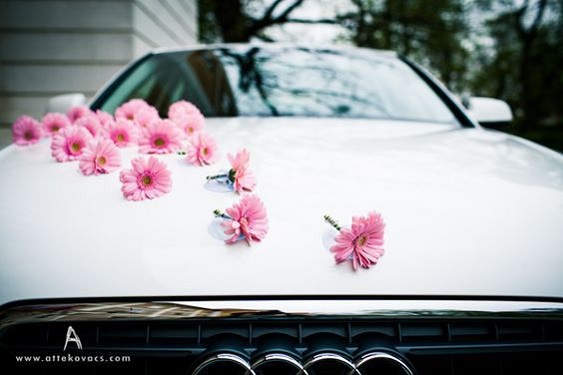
[12,115,43,146]
[96,110,114,128]
[119,156,172,201]
[107,119,138,147]
[227,149,257,193]
[79,139,121,175]
[168,100,201,121]
[329,212,385,270]
[168,101,205,137]
[175,113,205,137]
[134,105,160,128]
[186,132,219,166]
[67,105,92,123]
[51,125,93,162]
[75,114,103,137]
[138,119,182,154]
[115,99,149,121]
[219,195,269,244]
[42,112,71,136]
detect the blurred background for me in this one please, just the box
[1,0,562,150]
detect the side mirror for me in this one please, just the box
[46,93,87,114]
[466,97,513,127]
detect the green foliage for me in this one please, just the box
[469,0,563,149]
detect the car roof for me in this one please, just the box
[149,43,398,58]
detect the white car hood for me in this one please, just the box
[1,117,562,306]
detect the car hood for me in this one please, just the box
[1,117,562,306]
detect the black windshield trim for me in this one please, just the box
[401,56,475,128]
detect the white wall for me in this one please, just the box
[0,0,198,133]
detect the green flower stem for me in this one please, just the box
[207,174,228,181]
[207,168,236,182]
[213,209,230,219]
[324,215,342,231]
[228,168,236,182]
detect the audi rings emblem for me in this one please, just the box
[191,353,256,375]
[253,353,309,374]
[302,352,361,374]
[191,351,414,375]
[355,351,415,375]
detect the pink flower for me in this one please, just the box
[330,212,385,270]
[134,106,160,128]
[12,115,43,146]
[79,139,121,175]
[67,105,92,123]
[168,100,205,137]
[228,149,257,193]
[51,126,93,162]
[221,195,268,244]
[168,100,201,122]
[75,114,102,137]
[115,99,149,121]
[120,156,172,201]
[107,119,138,147]
[96,110,114,127]
[42,113,71,136]
[186,132,219,166]
[139,119,182,154]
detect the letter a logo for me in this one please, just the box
[63,326,83,351]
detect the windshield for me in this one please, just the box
[93,46,456,124]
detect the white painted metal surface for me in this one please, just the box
[468,97,514,124]
[0,118,562,305]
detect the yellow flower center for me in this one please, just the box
[141,175,152,186]
[97,156,107,166]
[357,235,367,247]
[154,137,165,147]
[116,133,125,142]
[71,142,81,152]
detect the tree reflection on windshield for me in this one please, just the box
[95,46,455,124]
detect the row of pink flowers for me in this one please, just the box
[12,99,215,164]
[11,99,257,198]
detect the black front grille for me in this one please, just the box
[2,316,563,374]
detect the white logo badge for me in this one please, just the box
[63,326,83,351]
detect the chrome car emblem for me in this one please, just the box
[252,353,309,374]
[355,351,415,375]
[301,352,361,374]
[191,353,256,375]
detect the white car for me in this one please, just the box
[1,45,562,374]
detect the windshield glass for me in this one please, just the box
[93,46,456,124]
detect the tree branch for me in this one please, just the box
[285,18,338,24]
[274,0,306,22]
[247,0,306,38]
[262,0,286,21]
[516,0,548,39]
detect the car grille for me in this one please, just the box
[1,300,563,374]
